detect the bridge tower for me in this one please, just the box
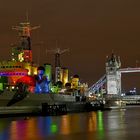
[106,53,121,96]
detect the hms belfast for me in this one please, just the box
[0,18,98,116]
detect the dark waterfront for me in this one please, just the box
[0,106,140,140]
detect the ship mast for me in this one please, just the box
[47,47,69,82]
[12,16,40,63]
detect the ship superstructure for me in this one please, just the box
[0,20,39,91]
[0,18,87,95]
[12,21,40,63]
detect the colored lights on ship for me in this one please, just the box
[0,72,27,76]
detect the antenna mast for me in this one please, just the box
[12,15,40,62]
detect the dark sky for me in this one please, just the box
[0,0,140,91]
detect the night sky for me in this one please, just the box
[0,0,140,91]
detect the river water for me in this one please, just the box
[0,106,140,140]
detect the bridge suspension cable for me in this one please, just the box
[88,75,106,93]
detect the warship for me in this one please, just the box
[0,18,105,116]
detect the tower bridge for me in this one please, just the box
[88,53,140,101]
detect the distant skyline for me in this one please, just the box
[0,0,140,90]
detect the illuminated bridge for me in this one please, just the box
[119,68,140,73]
[122,95,140,105]
[87,53,140,101]
[88,75,106,94]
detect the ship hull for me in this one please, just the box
[0,91,108,116]
[0,91,91,115]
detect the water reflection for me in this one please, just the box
[87,112,95,132]
[97,111,104,139]
[0,112,106,140]
[10,119,42,140]
[0,107,140,140]
[60,115,70,135]
[107,109,126,130]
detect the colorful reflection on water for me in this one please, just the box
[0,112,104,140]
[1,108,140,140]
[97,111,104,139]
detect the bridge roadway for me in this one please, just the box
[122,95,140,105]
[119,67,140,73]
